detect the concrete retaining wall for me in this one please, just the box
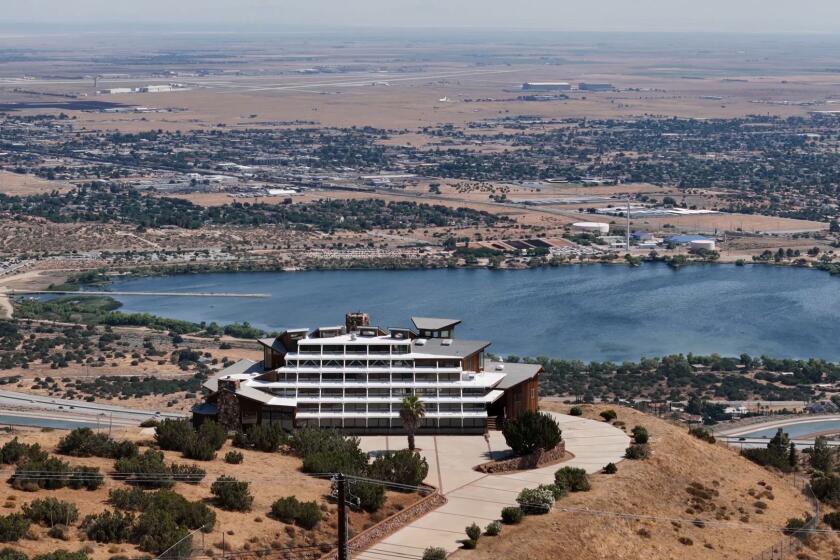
[475,442,566,474]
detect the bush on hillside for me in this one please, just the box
[143,490,215,532]
[353,481,385,513]
[210,476,252,511]
[114,450,173,488]
[823,511,840,530]
[538,483,566,500]
[235,424,286,452]
[569,406,583,416]
[224,451,243,464]
[169,463,206,484]
[182,438,216,461]
[502,411,562,456]
[12,455,102,491]
[108,487,152,511]
[811,474,840,506]
[0,548,27,560]
[631,426,649,445]
[291,428,367,475]
[133,512,190,556]
[68,466,104,491]
[270,497,301,524]
[0,439,47,465]
[500,506,523,524]
[81,510,134,543]
[422,547,447,560]
[0,514,30,542]
[485,521,501,536]
[369,450,429,488]
[22,498,79,527]
[465,522,481,542]
[625,444,650,460]
[516,487,554,515]
[554,467,590,492]
[56,428,137,459]
[154,419,195,452]
[32,553,88,560]
[197,421,227,451]
[688,427,716,444]
[603,462,617,474]
[600,410,617,422]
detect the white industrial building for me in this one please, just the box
[522,82,571,92]
[571,222,610,234]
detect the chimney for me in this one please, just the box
[345,312,370,332]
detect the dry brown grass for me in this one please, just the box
[455,404,816,560]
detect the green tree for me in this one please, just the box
[399,395,426,452]
[811,436,835,474]
[502,411,562,456]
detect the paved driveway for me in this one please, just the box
[357,412,629,559]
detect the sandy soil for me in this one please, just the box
[455,403,818,560]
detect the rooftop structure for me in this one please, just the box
[195,312,541,434]
[522,82,571,91]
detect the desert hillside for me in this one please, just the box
[455,404,825,560]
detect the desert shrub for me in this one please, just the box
[460,539,476,550]
[57,428,112,457]
[0,514,29,542]
[538,483,567,500]
[823,511,840,530]
[182,438,215,461]
[22,498,79,527]
[57,429,137,459]
[0,439,47,465]
[500,506,523,524]
[133,512,189,556]
[811,474,840,506]
[241,424,286,453]
[502,411,562,456]
[270,497,300,524]
[154,419,195,452]
[369,450,429,488]
[688,427,716,444]
[516,487,553,515]
[197,421,227,451]
[465,522,481,542]
[569,406,583,416]
[603,462,617,474]
[353,481,385,513]
[554,467,590,492]
[108,487,151,511]
[600,410,617,422]
[68,466,104,491]
[81,510,134,543]
[783,516,810,537]
[295,502,322,530]
[422,547,446,560]
[291,428,367,475]
[144,490,215,531]
[631,426,649,445]
[741,429,796,472]
[210,476,252,511]
[485,521,501,536]
[139,419,159,428]
[0,548,27,560]
[224,451,243,464]
[114,450,173,488]
[32,553,88,560]
[169,463,206,484]
[625,444,650,460]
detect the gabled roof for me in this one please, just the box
[411,317,462,331]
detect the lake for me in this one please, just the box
[100,264,840,362]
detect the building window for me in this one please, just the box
[424,402,439,412]
[392,387,413,398]
[346,345,367,354]
[345,388,366,398]
[393,372,413,382]
[415,387,437,397]
[369,360,389,368]
[439,388,461,398]
[322,372,342,382]
[345,371,365,383]
[298,345,320,354]
[464,403,486,412]
[322,345,344,354]
[368,403,391,413]
[298,372,320,382]
[322,388,343,398]
[415,372,436,383]
[391,344,410,355]
[439,403,462,413]
[298,403,319,413]
[369,345,390,355]
[439,372,460,382]
[368,371,390,382]
[345,403,366,413]
[322,360,342,368]
[298,388,319,397]
[321,403,342,413]
[368,388,389,398]
[392,360,413,368]
[463,388,486,397]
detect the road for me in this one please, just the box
[0,389,188,429]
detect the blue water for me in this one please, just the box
[741,420,840,439]
[100,264,840,362]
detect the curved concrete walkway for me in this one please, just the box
[357,412,629,559]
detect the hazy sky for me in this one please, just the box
[5,0,840,33]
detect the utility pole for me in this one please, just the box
[337,473,349,560]
[626,198,631,254]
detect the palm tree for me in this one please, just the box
[399,395,426,451]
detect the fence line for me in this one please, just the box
[749,476,820,560]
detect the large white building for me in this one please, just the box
[196,313,542,434]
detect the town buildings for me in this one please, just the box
[194,313,541,434]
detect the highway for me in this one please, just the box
[0,389,188,429]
